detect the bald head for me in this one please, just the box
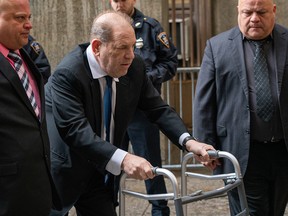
[238,0,274,7]
[0,0,32,50]
[90,10,135,78]
[237,0,276,40]
[90,10,133,42]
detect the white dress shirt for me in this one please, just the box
[86,44,127,175]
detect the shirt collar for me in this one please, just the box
[0,43,20,58]
[242,33,273,41]
[86,44,106,79]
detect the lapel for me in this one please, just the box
[272,24,288,94]
[228,27,249,101]
[0,51,41,121]
[20,49,44,122]
[114,75,130,147]
[83,50,102,134]
[90,80,102,134]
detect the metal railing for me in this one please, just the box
[162,67,200,169]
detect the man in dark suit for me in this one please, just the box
[109,1,178,214]
[46,11,214,216]
[0,0,61,215]
[193,0,288,215]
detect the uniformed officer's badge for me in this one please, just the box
[158,32,170,48]
[135,37,144,49]
[30,41,41,55]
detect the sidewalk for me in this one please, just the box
[68,168,288,216]
[116,171,230,216]
[68,169,230,216]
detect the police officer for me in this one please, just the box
[23,35,51,83]
[110,1,178,215]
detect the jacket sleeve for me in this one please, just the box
[193,39,218,146]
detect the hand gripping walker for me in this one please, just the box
[119,150,249,216]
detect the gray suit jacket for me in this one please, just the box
[193,24,288,175]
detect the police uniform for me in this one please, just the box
[23,35,51,84]
[123,8,178,216]
[133,8,178,93]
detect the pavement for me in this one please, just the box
[68,167,287,216]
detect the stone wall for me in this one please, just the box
[30,0,288,71]
[212,0,288,35]
[30,0,168,71]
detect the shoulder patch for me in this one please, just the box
[158,32,170,48]
[30,41,42,54]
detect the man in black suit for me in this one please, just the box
[0,0,61,215]
[46,11,214,216]
[193,0,288,215]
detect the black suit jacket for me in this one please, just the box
[45,43,187,208]
[0,49,61,215]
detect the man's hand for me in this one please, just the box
[201,159,221,170]
[121,153,154,180]
[185,139,221,170]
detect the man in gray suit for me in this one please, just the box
[193,0,288,215]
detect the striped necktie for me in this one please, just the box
[8,51,40,119]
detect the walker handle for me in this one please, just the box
[207,150,220,158]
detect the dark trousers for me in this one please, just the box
[228,140,288,216]
[50,172,117,216]
[123,109,170,216]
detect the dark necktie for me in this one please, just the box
[103,76,114,188]
[8,51,40,119]
[104,76,112,142]
[252,40,274,122]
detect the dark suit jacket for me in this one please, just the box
[0,49,61,215]
[193,24,288,175]
[45,43,187,208]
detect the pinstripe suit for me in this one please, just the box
[193,24,288,215]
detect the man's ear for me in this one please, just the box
[91,39,102,56]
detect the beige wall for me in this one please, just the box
[30,0,109,70]
[30,0,288,71]
[30,0,168,71]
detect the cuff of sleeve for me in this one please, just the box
[179,132,191,146]
[181,135,195,151]
[105,149,128,175]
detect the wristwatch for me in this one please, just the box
[182,136,194,151]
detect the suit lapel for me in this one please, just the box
[228,27,249,101]
[272,25,288,94]
[90,80,102,133]
[0,52,38,119]
[20,49,44,122]
[114,76,130,148]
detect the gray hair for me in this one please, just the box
[90,10,133,42]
